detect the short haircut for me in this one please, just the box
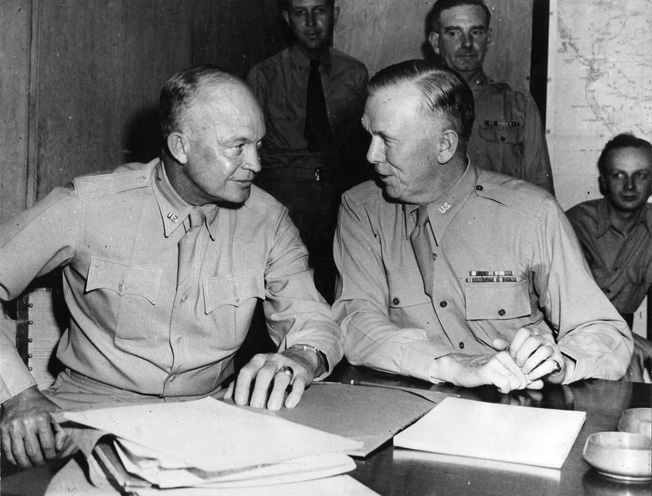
[428,0,491,32]
[597,133,652,175]
[159,65,241,139]
[278,0,335,11]
[367,59,475,146]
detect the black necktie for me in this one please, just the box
[304,59,333,152]
[177,207,205,286]
[410,206,434,299]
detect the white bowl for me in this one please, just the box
[583,432,651,482]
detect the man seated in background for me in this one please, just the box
[246,0,369,302]
[567,133,652,382]
[427,0,554,194]
[333,60,632,393]
[0,65,343,470]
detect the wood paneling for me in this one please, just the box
[1,0,285,214]
[335,0,533,94]
[0,0,32,224]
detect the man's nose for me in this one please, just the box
[366,137,385,164]
[623,175,636,190]
[245,147,262,173]
[306,10,317,27]
[461,32,473,48]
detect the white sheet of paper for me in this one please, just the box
[60,397,362,473]
[393,397,586,469]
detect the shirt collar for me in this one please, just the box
[288,43,332,74]
[468,71,489,91]
[596,199,652,238]
[152,161,219,240]
[404,160,476,245]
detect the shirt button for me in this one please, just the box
[459,342,465,349]
[176,336,182,343]
[605,289,611,294]
[440,301,447,308]
[393,297,400,305]
[180,294,188,302]
[169,375,176,382]
[475,185,483,191]
[500,136,506,141]
[498,309,506,316]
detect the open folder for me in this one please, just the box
[394,397,586,469]
[54,397,363,491]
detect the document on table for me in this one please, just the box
[233,382,440,457]
[54,397,362,491]
[393,397,586,469]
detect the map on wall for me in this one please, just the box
[546,0,652,210]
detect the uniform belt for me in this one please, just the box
[262,166,337,182]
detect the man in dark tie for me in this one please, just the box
[246,0,369,302]
[333,60,632,393]
[0,65,343,469]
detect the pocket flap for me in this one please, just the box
[203,270,264,314]
[465,280,531,320]
[478,123,523,145]
[86,257,161,304]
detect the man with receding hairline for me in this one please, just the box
[427,0,554,194]
[333,60,632,393]
[567,133,652,382]
[0,65,343,470]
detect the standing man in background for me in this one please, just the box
[246,0,369,302]
[567,133,652,382]
[427,0,555,194]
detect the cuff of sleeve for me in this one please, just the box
[557,345,591,383]
[400,339,448,383]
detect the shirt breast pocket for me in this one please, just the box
[465,280,531,321]
[203,270,265,314]
[86,257,162,341]
[478,123,523,145]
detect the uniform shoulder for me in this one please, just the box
[246,49,287,77]
[73,160,156,199]
[330,48,368,74]
[475,169,554,216]
[566,199,602,217]
[482,78,534,102]
[244,185,288,220]
[342,180,385,207]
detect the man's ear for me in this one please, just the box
[428,31,440,55]
[437,129,459,164]
[167,132,190,165]
[487,27,493,47]
[333,6,340,24]
[282,10,290,28]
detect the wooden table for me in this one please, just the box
[330,363,652,496]
[2,363,651,495]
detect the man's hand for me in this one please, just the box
[494,327,566,384]
[432,351,537,394]
[224,347,320,410]
[1,386,71,469]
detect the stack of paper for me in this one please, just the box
[54,397,363,492]
[394,397,586,469]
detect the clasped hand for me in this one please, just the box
[224,347,320,410]
[441,327,565,394]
